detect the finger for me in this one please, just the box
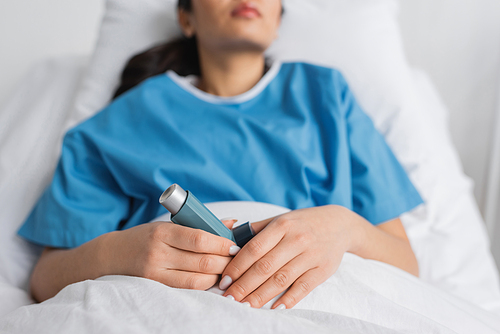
[222,239,302,301]
[220,218,238,229]
[220,217,290,291]
[156,269,219,291]
[249,216,281,234]
[167,247,232,274]
[239,254,310,308]
[161,223,239,256]
[271,267,326,310]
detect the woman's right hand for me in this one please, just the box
[104,220,240,291]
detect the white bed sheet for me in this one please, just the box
[1,56,500,331]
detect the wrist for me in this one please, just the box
[94,231,120,277]
[328,205,367,255]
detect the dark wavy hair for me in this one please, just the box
[112,0,283,100]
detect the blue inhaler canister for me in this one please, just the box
[159,184,254,248]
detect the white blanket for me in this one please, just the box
[1,253,499,334]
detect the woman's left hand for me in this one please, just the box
[219,205,356,309]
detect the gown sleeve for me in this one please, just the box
[337,73,424,225]
[17,129,130,248]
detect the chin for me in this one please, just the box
[222,38,270,53]
[223,29,274,51]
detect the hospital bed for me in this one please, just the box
[1,0,500,332]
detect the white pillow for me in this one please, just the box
[68,0,409,130]
[0,56,89,316]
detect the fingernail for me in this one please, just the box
[221,217,238,222]
[229,245,241,256]
[219,275,233,290]
[225,295,235,301]
[242,302,251,307]
[276,304,286,310]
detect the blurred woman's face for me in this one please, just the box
[178,0,282,53]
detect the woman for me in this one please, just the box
[19,0,422,310]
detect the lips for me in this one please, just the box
[231,2,261,18]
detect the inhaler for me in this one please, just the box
[159,184,254,248]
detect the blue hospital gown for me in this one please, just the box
[18,61,423,248]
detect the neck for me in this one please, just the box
[196,46,266,97]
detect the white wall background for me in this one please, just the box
[397,1,500,268]
[0,0,500,263]
[398,0,500,214]
[0,0,103,109]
